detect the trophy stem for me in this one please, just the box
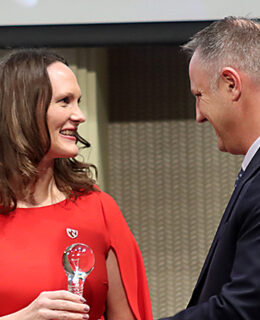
[67,272,86,296]
[68,281,84,296]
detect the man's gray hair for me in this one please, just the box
[182,16,260,85]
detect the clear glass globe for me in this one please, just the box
[62,243,95,296]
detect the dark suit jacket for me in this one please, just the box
[160,148,260,320]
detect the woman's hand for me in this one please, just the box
[6,290,90,320]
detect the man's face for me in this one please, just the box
[189,51,237,154]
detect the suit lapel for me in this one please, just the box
[188,149,260,306]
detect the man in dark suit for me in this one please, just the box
[160,16,260,319]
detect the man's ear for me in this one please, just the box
[220,67,241,101]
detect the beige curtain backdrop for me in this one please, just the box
[0,47,244,318]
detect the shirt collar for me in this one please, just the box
[242,136,260,171]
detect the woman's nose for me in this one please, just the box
[70,105,86,123]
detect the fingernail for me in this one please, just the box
[84,305,90,312]
[82,315,89,319]
[80,297,86,303]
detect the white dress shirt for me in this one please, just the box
[242,136,260,171]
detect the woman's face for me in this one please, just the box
[45,61,86,161]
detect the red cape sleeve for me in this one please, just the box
[97,191,153,320]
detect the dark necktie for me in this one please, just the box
[234,168,245,188]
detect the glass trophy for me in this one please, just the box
[62,243,95,296]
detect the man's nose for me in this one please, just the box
[196,105,207,123]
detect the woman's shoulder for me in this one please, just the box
[81,186,116,203]
[79,188,122,216]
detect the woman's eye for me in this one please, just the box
[58,96,70,104]
[62,97,70,103]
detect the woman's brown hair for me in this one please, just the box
[0,48,97,213]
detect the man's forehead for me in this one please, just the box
[189,52,201,81]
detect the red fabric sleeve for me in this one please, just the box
[97,191,153,320]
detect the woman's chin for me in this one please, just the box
[44,147,80,161]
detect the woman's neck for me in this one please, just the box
[17,160,66,208]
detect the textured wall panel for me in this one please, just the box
[107,45,243,318]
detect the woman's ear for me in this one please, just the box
[220,67,242,101]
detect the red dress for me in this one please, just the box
[0,191,153,319]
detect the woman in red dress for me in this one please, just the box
[0,49,153,320]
